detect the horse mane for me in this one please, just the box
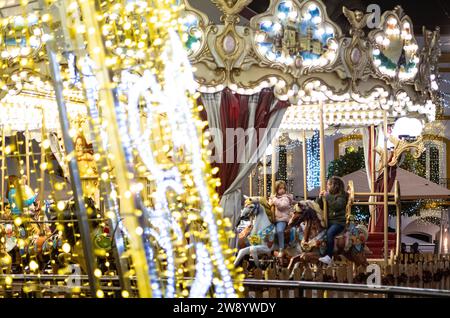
[245,196,274,223]
[297,200,326,228]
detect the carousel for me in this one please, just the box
[0,0,448,299]
[184,0,445,281]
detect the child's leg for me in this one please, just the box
[326,224,344,257]
[276,221,287,250]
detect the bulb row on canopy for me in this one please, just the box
[0,94,87,131]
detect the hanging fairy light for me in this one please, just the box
[59,0,242,297]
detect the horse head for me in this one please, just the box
[291,200,325,243]
[240,197,262,221]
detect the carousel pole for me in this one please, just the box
[38,16,99,296]
[40,110,45,202]
[383,111,389,265]
[302,130,308,200]
[25,125,30,183]
[1,127,4,214]
[271,137,277,194]
[319,101,327,226]
[263,154,267,198]
[439,208,444,255]
[249,173,253,196]
[370,124,376,232]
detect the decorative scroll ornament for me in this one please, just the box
[375,135,425,172]
[416,27,441,115]
[179,0,209,58]
[0,14,47,99]
[0,14,44,62]
[341,7,372,82]
[369,6,419,84]
[251,0,341,73]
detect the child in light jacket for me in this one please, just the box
[269,180,293,257]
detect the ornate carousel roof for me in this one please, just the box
[0,12,86,132]
[181,0,442,131]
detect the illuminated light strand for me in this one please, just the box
[306,131,320,191]
[122,69,181,298]
[189,243,213,298]
[78,57,129,244]
[165,29,236,296]
[113,75,164,297]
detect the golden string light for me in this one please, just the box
[0,0,243,298]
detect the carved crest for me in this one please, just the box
[250,0,341,73]
[210,0,253,16]
[369,6,419,84]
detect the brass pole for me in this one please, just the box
[25,126,30,183]
[40,110,45,202]
[249,173,253,196]
[74,0,153,297]
[439,208,444,255]
[302,130,308,200]
[1,127,5,214]
[370,124,376,232]
[319,101,327,226]
[383,111,389,265]
[263,154,267,198]
[271,138,277,194]
[396,202,401,257]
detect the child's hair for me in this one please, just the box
[274,180,287,195]
[327,176,346,196]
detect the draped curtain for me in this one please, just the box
[201,88,289,228]
[361,126,397,233]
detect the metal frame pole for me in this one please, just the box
[249,173,253,196]
[263,154,267,198]
[38,8,99,295]
[370,124,376,232]
[44,51,100,295]
[25,126,30,183]
[302,130,308,200]
[319,101,327,226]
[68,0,153,297]
[271,137,277,194]
[1,127,5,214]
[383,111,389,265]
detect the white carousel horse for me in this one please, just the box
[234,196,276,268]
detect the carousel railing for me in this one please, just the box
[242,279,450,298]
[1,274,449,298]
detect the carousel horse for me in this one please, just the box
[234,197,303,267]
[287,200,369,272]
[234,196,276,268]
[50,197,112,274]
[1,196,56,273]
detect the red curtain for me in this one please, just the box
[200,88,288,197]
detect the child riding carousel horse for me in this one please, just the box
[316,176,348,266]
[269,180,294,258]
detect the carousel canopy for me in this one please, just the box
[308,168,450,200]
[184,0,441,131]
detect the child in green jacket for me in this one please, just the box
[316,176,348,265]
